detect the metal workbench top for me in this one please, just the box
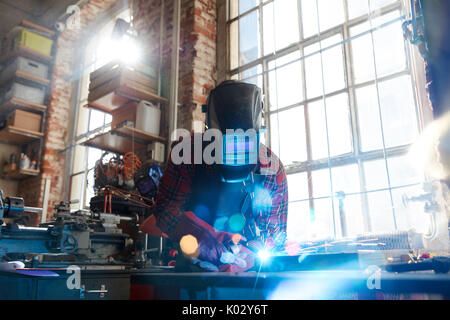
[131,269,450,299]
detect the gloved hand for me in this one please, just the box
[218,243,255,273]
[139,214,169,238]
[172,211,254,272]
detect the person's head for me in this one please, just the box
[203,80,263,182]
[205,80,263,133]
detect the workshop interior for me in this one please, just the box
[0,0,448,301]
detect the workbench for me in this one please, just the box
[0,268,130,300]
[130,269,450,300]
[1,267,449,300]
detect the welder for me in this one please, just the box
[140,80,288,272]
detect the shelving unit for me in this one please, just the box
[0,98,47,113]
[87,86,168,113]
[82,57,169,160]
[0,125,44,144]
[0,20,55,180]
[3,168,40,180]
[0,70,51,87]
[83,125,166,155]
[85,66,168,114]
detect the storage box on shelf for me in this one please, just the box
[111,100,161,135]
[1,22,54,59]
[0,56,49,85]
[87,60,167,113]
[2,80,47,105]
[111,101,138,129]
[5,109,42,132]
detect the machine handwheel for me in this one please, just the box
[60,233,78,254]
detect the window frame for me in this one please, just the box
[225,0,430,238]
[67,7,131,210]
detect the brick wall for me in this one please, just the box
[18,0,217,225]
[134,0,217,132]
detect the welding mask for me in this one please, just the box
[204,81,263,183]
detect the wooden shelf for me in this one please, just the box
[83,126,166,155]
[20,20,55,38]
[0,70,50,87]
[0,98,47,114]
[3,168,40,180]
[0,45,53,65]
[0,125,44,145]
[87,83,168,114]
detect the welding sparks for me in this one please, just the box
[257,249,272,262]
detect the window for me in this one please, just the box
[227,0,427,241]
[68,9,131,210]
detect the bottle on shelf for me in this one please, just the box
[10,153,17,171]
[20,153,30,170]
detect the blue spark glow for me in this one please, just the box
[252,187,272,214]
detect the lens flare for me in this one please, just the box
[213,216,228,231]
[229,214,246,233]
[232,233,243,245]
[179,235,199,257]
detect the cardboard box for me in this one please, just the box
[3,81,46,105]
[14,29,53,56]
[89,65,157,93]
[0,56,49,82]
[87,61,159,112]
[111,101,138,129]
[6,109,42,133]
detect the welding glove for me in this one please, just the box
[139,214,169,238]
[172,211,254,272]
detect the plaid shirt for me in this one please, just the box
[154,134,288,249]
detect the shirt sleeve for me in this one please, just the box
[258,145,289,250]
[153,144,195,237]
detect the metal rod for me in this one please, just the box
[40,178,51,223]
[168,0,181,144]
[24,206,43,214]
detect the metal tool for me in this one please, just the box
[0,190,142,267]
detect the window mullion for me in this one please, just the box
[343,0,373,233]
[297,0,315,214]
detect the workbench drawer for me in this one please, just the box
[0,269,131,300]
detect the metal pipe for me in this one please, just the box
[23,206,43,214]
[40,178,51,223]
[168,0,181,143]
[99,213,133,221]
[410,0,417,38]
[65,50,84,202]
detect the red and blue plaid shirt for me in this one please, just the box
[154,134,289,249]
